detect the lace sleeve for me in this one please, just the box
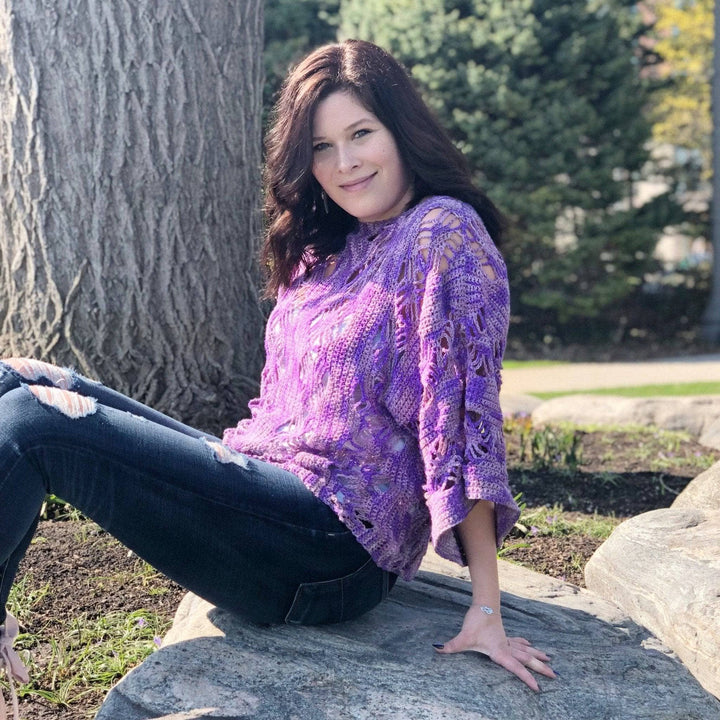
[413,205,519,565]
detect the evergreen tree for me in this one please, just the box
[341,0,668,337]
[264,0,339,123]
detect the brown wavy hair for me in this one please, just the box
[262,39,504,295]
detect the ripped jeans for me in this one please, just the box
[0,359,395,627]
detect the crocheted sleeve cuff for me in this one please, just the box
[426,467,520,566]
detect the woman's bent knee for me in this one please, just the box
[1,358,75,390]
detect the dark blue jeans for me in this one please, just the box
[0,360,395,627]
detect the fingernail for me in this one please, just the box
[432,643,444,649]
[552,668,560,676]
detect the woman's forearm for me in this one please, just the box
[457,500,501,611]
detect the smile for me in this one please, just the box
[339,173,376,192]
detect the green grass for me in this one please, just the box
[533,381,720,399]
[90,560,174,596]
[515,504,621,540]
[520,421,718,474]
[3,531,173,714]
[503,359,567,369]
[40,494,84,521]
[501,502,621,562]
[593,425,718,474]
[4,605,170,710]
[6,573,50,621]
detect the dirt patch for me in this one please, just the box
[18,522,185,630]
[501,535,604,586]
[10,523,185,720]
[506,426,713,516]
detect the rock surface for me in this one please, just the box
[530,394,720,446]
[95,553,720,720]
[700,416,720,452]
[585,507,720,700]
[672,460,720,510]
[498,392,543,418]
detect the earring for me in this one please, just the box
[321,190,330,214]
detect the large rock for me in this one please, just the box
[585,507,720,700]
[673,461,720,510]
[95,554,720,720]
[499,392,543,419]
[700,416,720,451]
[531,394,720,444]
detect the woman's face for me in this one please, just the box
[311,91,413,223]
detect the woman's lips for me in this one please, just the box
[339,173,376,192]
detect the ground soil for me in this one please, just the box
[5,424,719,719]
[10,524,186,720]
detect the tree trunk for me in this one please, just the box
[0,0,265,433]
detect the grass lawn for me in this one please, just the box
[502,360,568,369]
[533,381,720,399]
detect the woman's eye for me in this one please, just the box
[353,129,372,139]
[313,142,330,153]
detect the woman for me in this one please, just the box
[0,40,553,715]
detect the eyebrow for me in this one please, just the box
[312,117,376,141]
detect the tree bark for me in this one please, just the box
[0,0,265,433]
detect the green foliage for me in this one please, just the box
[645,0,712,258]
[651,0,712,177]
[40,495,83,521]
[505,415,582,472]
[524,424,582,472]
[264,0,340,125]
[339,0,669,331]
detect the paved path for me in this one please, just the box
[501,353,720,395]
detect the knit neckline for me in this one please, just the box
[354,201,416,240]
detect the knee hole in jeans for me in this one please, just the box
[203,439,250,468]
[25,385,97,419]
[3,358,75,389]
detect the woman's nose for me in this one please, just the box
[337,144,359,173]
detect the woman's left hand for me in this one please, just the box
[433,603,556,692]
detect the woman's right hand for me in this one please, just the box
[433,603,556,692]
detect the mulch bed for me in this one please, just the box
[501,427,718,585]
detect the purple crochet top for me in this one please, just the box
[223,196,519,580]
